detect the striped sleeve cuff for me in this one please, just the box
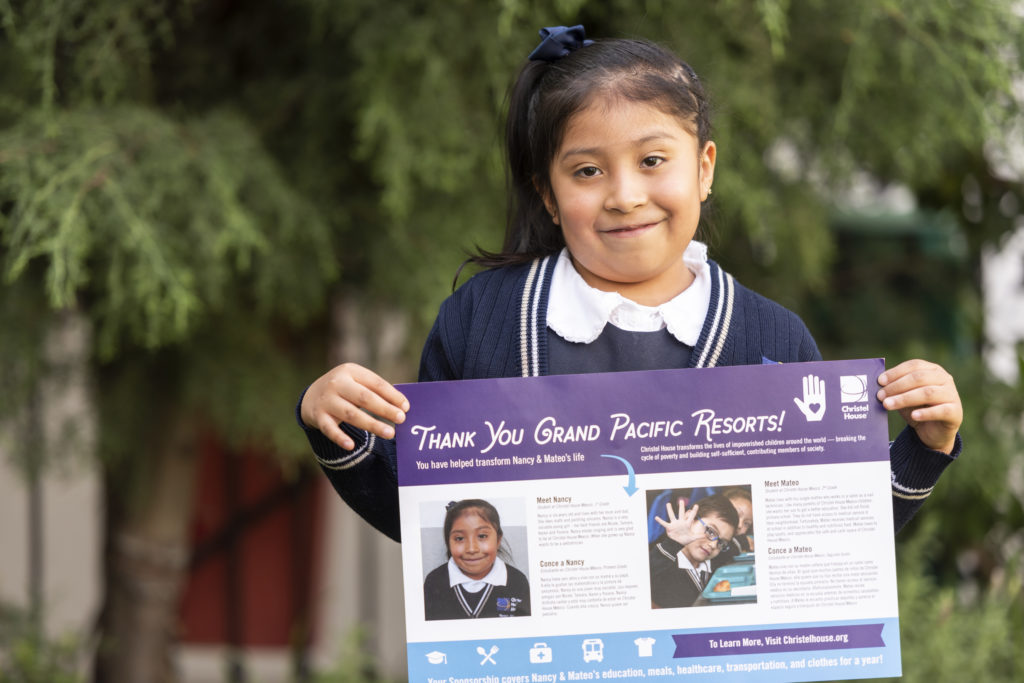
[308,424,376,470]
[889,427,962,503]
[295,387,375,470]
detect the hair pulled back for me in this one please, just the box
[442,499,509,560]
[471,37,712,268]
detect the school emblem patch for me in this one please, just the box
[496,597,523,616]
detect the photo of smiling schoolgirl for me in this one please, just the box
[421,499,532,620]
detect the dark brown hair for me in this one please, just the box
[690,493,739,531]
[470,37,713,269]
[443,499,508,560]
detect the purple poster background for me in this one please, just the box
[396,359,888,486]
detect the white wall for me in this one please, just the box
[982,221,1024,384]
[0,310,101,663]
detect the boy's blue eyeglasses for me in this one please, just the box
[697,517,731,551]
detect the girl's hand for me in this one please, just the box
[654,502,702,547]
[300,362,409,450]
[876,359,962,455]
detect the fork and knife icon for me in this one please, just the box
[476,644,499,665]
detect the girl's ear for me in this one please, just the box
[699,141,717,201]
[534,176,560,225]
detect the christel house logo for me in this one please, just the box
[840,374,869,403]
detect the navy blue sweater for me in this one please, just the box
[299,256,960,541]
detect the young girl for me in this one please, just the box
[423,499,531,620]
[298,26,963,543]
[649,494,739,609]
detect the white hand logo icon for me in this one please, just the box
[794,374,826,422]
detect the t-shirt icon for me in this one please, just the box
[634,637,656,657]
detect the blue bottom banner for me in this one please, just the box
[408,619,901,682]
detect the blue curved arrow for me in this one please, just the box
[600,454,638,496]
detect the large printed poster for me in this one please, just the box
[396,359,902,682]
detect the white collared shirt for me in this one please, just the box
[676,551,711,575]
[677,548,712,592]
[446,556,508,594]
[546,242,712,344]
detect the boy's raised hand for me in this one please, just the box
[300,363,409,451]
[654,502,703,547]
[876,359,962,455]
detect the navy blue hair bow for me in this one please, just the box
[528,25,594,62]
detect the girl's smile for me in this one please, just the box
[545,98,715,307]
[601,220,663,236]
[448,511,500,580]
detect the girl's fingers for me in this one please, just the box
[330,368,408,424]
[903,402,961,425]
[876,359,962,453]
[664,502,677,523]
[877,362,957,407]
[317,415,356,451]
[302,362,411,451]
[321,393,398,439]
[879,384,954,412]
[877,360,947,395]
[654,516,669,529]
[877,359,937,386]
[344,363,410,414]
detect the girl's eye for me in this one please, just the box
[574,166,601,178]
[641,156,664,168]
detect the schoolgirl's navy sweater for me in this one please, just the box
[299,256,960,542]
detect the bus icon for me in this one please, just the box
[582,639,604,663]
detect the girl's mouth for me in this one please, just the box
[602,220,660,235]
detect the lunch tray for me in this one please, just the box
[700,562,757,603]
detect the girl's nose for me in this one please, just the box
[604,171,647,213]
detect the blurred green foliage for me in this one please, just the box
[876,515,1024,683]
[0,604,83,683]
[312,628,402,683]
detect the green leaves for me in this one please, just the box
[0,106,334,358]
[894,515,1024,683]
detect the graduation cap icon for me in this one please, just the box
[425,651,447,664]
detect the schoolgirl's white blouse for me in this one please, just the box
[446,556,508,593]
[547,241,713,344]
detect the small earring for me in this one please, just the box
[706,187,713,196]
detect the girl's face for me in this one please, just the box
[731,497,753,535]
[681,513,735,566]
[544,97,715,307]
[448,510,500,580]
